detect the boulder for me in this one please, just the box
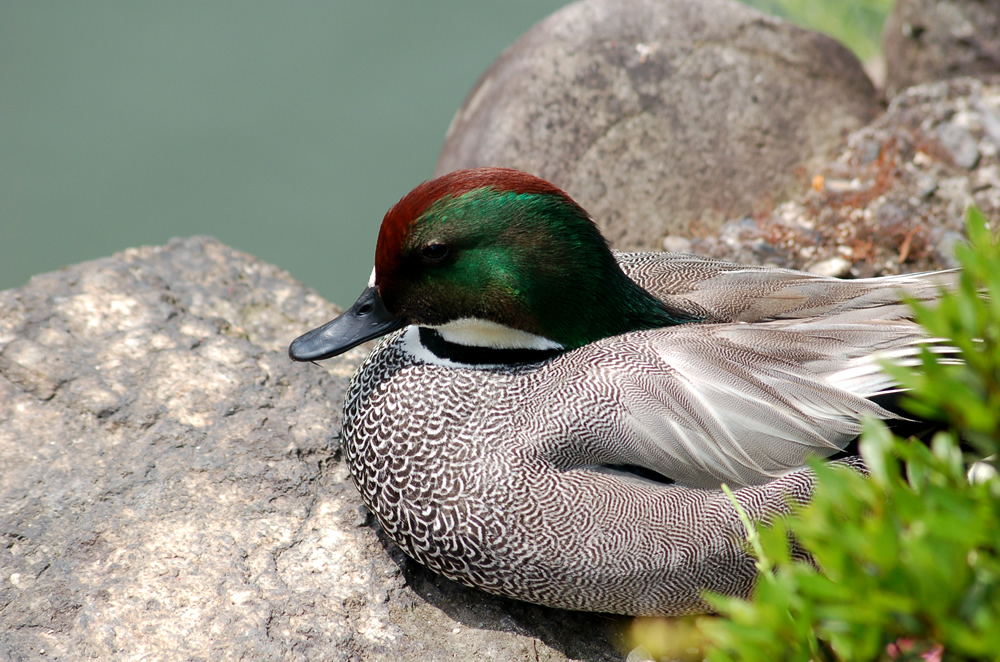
[883,0,1000,98]
[436,0,879,251]
[0,237,626,661]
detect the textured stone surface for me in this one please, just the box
[687,77,1000,276]
[0,237,626,661]
[883,0,1000,98]
[436,0,879,251]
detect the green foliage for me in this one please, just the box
[885,207,1000,458]
[741,0,893,61]
[694,208,1000,662]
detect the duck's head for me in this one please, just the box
[289,168,691,362]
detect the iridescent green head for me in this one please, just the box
[289,168,694,363]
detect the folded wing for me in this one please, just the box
[533,315,939,489]
[615,250,957,323]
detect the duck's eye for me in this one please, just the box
[421,243,449,263]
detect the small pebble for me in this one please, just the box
[661,235,692,253]
[807,257,852,278]
[933,231,965,269]
[823,178,864,194]
[625,646,656,662]
[858,136,882,164]
[936,121,980,169]
[353,505,372,527]
[975,99,1000,149]
[916,173,938,198]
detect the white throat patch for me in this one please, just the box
[430,317,563,351]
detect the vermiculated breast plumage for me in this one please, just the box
[342,329,849,615]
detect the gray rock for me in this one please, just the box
[937,121,981,169]
[0,237,625,661]
[883,0,1000,98]
[689,77,1000,275]
[435,0,879,252]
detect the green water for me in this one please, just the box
[1,1,568,309]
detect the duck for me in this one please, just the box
[289,167,955,616]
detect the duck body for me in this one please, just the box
[290,168,954,616]
[344,330,771,614]
[342,324,825,614]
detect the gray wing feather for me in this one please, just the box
[535,318,930,489]
[615,250,958,323]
